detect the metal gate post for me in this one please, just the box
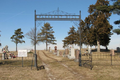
[79,11,82,66]
[34,10,37,68]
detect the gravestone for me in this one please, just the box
[59,51,63,56]
[8,53,12,59]
[78,47,80,50]
[53,46,57,55]
[27,49,31,52]
[5,45,9,52]
[2,48,6,60]
[88,45,91,54]
[68,48,75,59]
[110,49,114,56]
[56,50,59,56]
[1,45,9,60]
[0,48,2,53]
[74,49,79,62]
[63,48,69,57]
[49,47,52,52]
[2,54,5,60]
[65,49,69,56]
[84,49,87,54]
[117,47,120,52]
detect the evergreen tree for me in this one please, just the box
[88,0,113,52]
[113,28,120,34]
[86,26,97,46]
[11,28,25,52]
[97,0,120,14]
[37,22,56,51]
[100,34,111,50]
[77,20,86,47]
[112,0,120,34]
[83,16,97,46]
[63,26,77,48]
[97,0,120,34]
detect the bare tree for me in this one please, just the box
[26,27,40,45]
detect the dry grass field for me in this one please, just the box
[0,49,120,80]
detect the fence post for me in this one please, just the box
[35,54,37,67]
[22,57,23,67]
[90,52,93,70]
[111,50,112,66]
[111,54,112,65]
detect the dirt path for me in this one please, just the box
[37,50,88,80]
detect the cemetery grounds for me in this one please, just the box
[0,49,120,80]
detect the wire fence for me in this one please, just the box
[0,52,34,67]
[81,51,120,69]
[1,50,120,69]
[92,53,120,66]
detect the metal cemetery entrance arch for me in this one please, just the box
[34,8,82,67]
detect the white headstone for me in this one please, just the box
[53,52,57,55]
[78,47,80,50]
[49,47,52,52]
[50,49,52,52]
[2,54,5,60]
[0,48,2,53]
[88,45,91,54]
[57,50,59,56]
[72,44,74,48]
[68,48,75,59]
[27,49,31,52]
